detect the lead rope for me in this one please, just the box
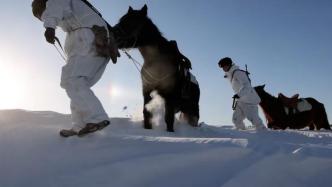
[122,50,142,73]
[122,50,172,85]
[53,37,67,63]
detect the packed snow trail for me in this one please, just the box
[0,110,331,187]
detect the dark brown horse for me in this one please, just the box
[254,85,331,130]
[113,5,200,132]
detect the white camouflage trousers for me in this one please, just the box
[60,55,109,132]
[232,101,265,130]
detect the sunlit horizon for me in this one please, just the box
[0,0,331,126]
[0,46,30,109]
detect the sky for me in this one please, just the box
[0,0,331,126]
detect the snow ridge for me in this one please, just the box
[0,110,331,187]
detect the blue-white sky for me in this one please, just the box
[0,0,331,126]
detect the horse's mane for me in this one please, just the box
[256,88,283,119]
[117,8,176,54]
[260,90,277,101]
[144,17,163,39]
[137,16,169,47]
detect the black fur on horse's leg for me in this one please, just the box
[185,104,200,127]
[276,121,287,130]
[143,93,153,129]
[268,121,282,130]
[179,82,200,127]
[314,103,331,130]
[187,115,199,127]
[267,122,273,129]
[164,98,175,132]
[309,122,315,131]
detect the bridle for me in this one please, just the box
[113,16,147,49]
[114,17,173,86]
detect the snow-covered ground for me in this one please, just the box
[0,109,331,187]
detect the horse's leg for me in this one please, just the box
[180,101,199,127]
[186,103,200,127]
[275,120,288,130]
[143,93,153,129]
[182,83,200,127]
[267,122,276,129]
[309,122,315,131]
[314,103,331,130]
[268,121,283,130]
[164,98,175,132]
[188,116,199,127]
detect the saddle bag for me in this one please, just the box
[181,71,199,100]
[181,80,192,99]
[91,25,119,64]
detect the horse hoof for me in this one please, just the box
[144,126,153,130]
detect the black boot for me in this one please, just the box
[78,120,110,137]
[59,129,78,137]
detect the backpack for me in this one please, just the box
[80,0,119,63]
[231,64,251,84]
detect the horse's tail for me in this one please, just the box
[310,98,331,130]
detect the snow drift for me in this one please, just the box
[0,109,331,187]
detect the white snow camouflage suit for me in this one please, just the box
[41,0,111,132]
[224,64,265,130]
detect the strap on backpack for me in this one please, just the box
[231,65,251,84]
[80,0,112,29]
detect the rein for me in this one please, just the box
[114,20,146,48]
[122,50,172,86]
[53,36,67,63]
[116,20,172,86]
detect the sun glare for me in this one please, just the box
[0,50,29,109]
[109,85,122,98]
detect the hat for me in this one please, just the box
[32,0,48,20]
[218,57,233,67]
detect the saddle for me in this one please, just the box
[169,40,192,69]
[278,93,299,108]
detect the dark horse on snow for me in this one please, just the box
[254,85,330,130]
[113,5,200,132]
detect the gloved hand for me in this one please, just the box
[44,27,55,44]
[233,94,240,99]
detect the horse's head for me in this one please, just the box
[254,84,279,106]
[113,5,150,49]
[254,84,267,99]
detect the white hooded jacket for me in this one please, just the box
[225,64,261,104]
[41,0,108,59]
[41,0,107,32]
